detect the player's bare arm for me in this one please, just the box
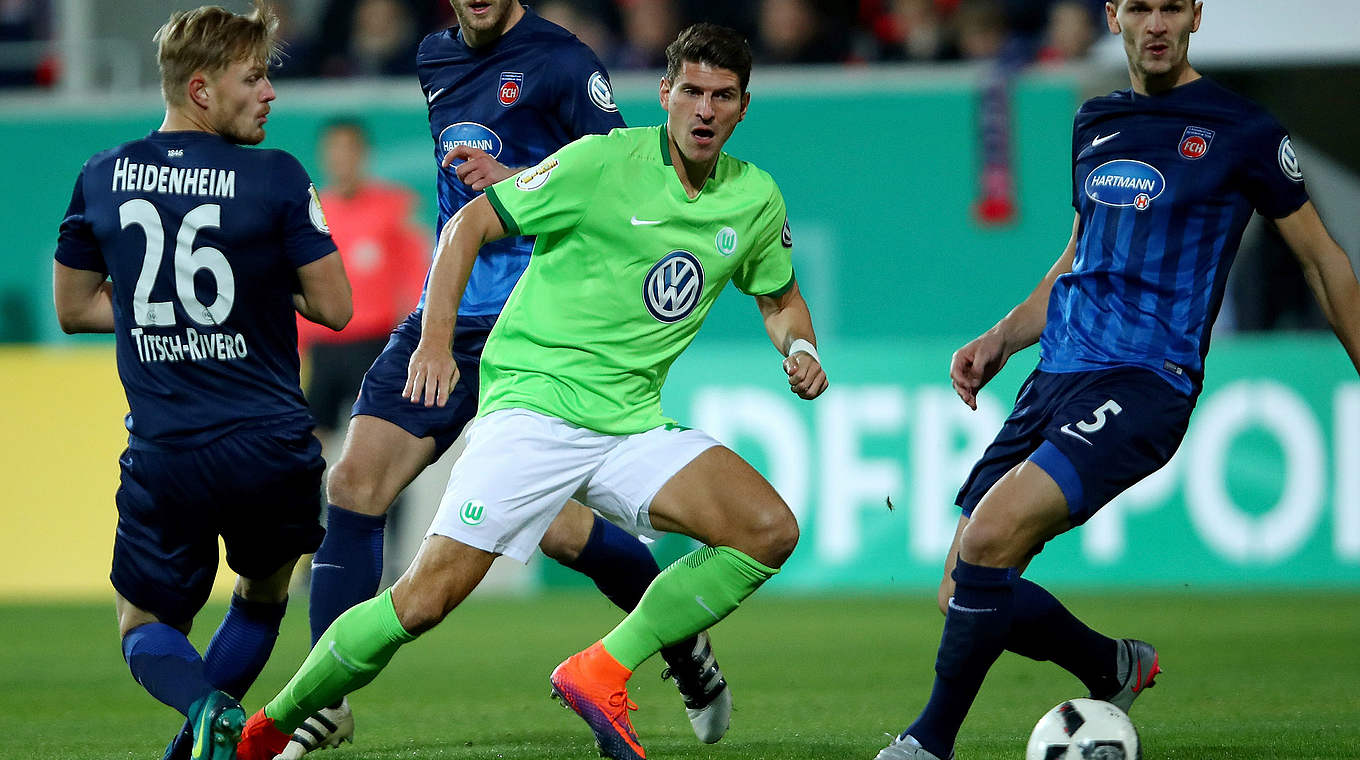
[53,261,114,334]
[950,213,1079,409]
[755,278,827,400]
[442,144,517,192]
[293,251,353,330]
[405,194,508,408]
[1275,200,1360,374]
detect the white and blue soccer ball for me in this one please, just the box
[1025,698,1141,760]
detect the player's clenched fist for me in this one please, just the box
[783,352,828,400]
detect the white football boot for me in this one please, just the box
[875,733,952,760]
[658,631,732,743]
[275,698,354,759]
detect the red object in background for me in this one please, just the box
[297,181,430,352]
[34,53,59,87]
[975,165,1017,225]
[975,194,1017,225]
[860,0,962,44]
[974,66,1019,227]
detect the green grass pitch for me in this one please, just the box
[3,590,1358,759]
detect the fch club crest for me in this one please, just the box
[498,72,523,106]
[1179,125,1214,160]
[643,250,705,323]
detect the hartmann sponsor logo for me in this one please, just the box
[438,122,503,161]
[1084,159,1166,211]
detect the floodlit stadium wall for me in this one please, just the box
[2,70,1357,598]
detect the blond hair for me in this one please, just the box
[155,0,280,106]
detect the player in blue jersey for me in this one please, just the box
[51,4,352,760]
[877,3,1360,759]
[285,1,730,755]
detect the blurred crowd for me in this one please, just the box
[0,0,1111,88]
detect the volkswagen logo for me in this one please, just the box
[643,250,704,323]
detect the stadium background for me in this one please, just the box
[2,0,1359,602]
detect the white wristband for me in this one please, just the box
[786,338,820,364]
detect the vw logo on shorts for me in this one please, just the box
[459,499,486,525]
[643,250,705,323]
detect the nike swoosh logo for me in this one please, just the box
[630,216,662,226]
[328,641,361,673]
[1092,132,1121,147]
[193,703,209,757]
[1059,423,1093,446]
[426,87,447,104]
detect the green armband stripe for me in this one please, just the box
[756,271,796,299]
[483,184,520,237]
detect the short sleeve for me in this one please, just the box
[54,166,106,274]
[553,44,627,138]
[483,134,603,238]
[272,151,338,268]
[1241,117,1309,220]
[732,181,794,297]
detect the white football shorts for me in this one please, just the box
[426,408,721,563]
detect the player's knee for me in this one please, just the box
[537,504,594,564]
[391,583,453,635]
[958,515,1023,567]
[538,525,581,564]
[238,568,293,605]
[744,504,799,568]
[325,458,389,516]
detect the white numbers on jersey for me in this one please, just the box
[120,200,235,327]
[1059,399,1124,446]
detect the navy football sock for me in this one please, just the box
[309,504,386,646]
[906,558,1017,759]
[1008,578,1118,695]
[204,593,288,698]
[164,595,289,760]
[560,514,661,612]
[122,622,213,716]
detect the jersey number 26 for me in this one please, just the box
[119,199,235,328]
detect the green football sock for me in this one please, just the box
[601,546,777,670]
[264,588,417,731]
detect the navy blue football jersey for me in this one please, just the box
[55,130,336,447]
[416,8,625,316]
[1040,77,1309,394]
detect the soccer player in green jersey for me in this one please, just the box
[237,23,826,760]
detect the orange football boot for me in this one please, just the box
[550,642,645,760]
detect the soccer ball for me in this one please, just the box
[1025,698,1141,760]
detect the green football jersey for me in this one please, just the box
[481,125,794,434]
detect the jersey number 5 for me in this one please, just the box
[1058,399,1123,446]
[119,199,235,327]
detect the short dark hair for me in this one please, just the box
[665,23,752,93]
[321,117,369,145]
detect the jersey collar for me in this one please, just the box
[456,4,535,55]
[659,126,717,203]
